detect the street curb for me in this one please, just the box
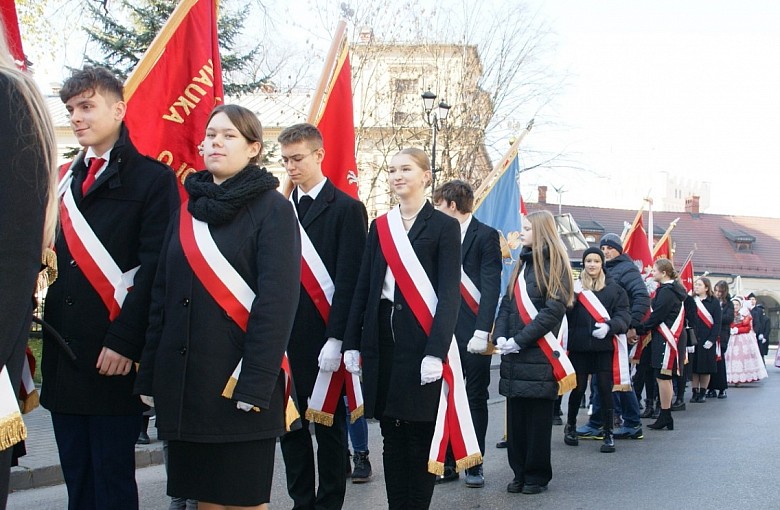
[10,444,165,492]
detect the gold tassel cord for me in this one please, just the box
[349,404,364,424]
[455,452,483,473]
[285,400,300,432]
[221,377,238,400]
[304,409,335,427]
[20,391,40,415]
[612,384,632,392]
[0,412,27,451]
[427,459,445,476]
[557,372,577,396]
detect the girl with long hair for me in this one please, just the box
[685,277,721,402]
[707,280,735,398]
[493,210,574,494]
[636,258,687,431]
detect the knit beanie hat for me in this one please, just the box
[599,233,623,254]
[582,246,605,265]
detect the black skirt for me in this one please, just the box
[569,350,613,374]
[167,438,276,506]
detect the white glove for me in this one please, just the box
[592,323,610,339]
[759,334,766,343]
[140,395,154,407]
[686,346,695,354]
[730,327,738,335]
[420,355,443,385]
[236,401,254,412]
[318,338,343,372]
[497,337,521,355]
[703,340,713,349]
[344,350,361,375]
[467,330,489,354]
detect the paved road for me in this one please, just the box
[9,354,779,509]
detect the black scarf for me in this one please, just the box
[184,165,279,225]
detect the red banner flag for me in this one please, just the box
[623,209,653,273]
[311,29,358,198]
[679,252,694,294]
[1,0,26,69]
[652,232,672,262]
[123,0,223,197]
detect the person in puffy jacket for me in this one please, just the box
[493,210,573,496]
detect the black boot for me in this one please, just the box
[647,408,674,430]
[351,450,372,483]
[706,389,717,399]
[671,397,686,411]
[564,421,578,446]
[689,389,699,403]
[601,411,615,453]
[640,399,654,418]
[698,389,707,403]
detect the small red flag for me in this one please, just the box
[623,212,653,272]
[679,254,694,294]
[314,42,358,198]
[1,0,26,70]
[123,0,223,198]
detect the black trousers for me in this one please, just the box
[506,397,554,487]
[51,413,142,510]
[634,344,656,402]
[568,370,612,426]
[280,397,348,510]
[380,418,436,510]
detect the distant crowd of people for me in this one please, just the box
[1,20,774,509]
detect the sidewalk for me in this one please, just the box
[11,354,506,492]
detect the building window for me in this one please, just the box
[394,79,418,94]
[393,111,413,126]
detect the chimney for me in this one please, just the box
[538,185,547,204]
[685,195,700,216]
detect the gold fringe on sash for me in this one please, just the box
[20,391,39,415]
[0,412,27,451]
[285,399,300,432]
[455,452,483,472]
[427,459,445,476]
[612,384,632,392]
[349,404,364,424]
[660,368,673,376]
[557,372,577,395]
[222,377,260,412]
[304,409,334,427]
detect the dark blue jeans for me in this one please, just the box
[345,396,369,452]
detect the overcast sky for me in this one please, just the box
[517,0,779,217]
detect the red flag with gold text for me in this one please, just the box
[314,42,358,198]
[1,0,26,69]
[123,0,223,198]
[623,213,653,272]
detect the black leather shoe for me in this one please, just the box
[464,465,484,488]
[552,416,563,426]
[507,479,523,493]
[706,389,717,399]
[671,399,686,411]
[436,466,459,485]
[522,483,548,494]
[718,390,727,399]
[496,439,508,449]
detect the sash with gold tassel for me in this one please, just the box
[513,264,577,395]
[658,307,685,376]
[574,283,631,391]
[178,203,300,430]
[376,207,482,476]
[291,196,363,426]
[0,366,26,451]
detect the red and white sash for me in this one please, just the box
[58,166,139,320]
[694,297,714,328]
[513,264,577,395]
[290,195,364,426]
[574,282,631,391]
[178,203,299,430]
[19,349,38,414]
[460,269,481,315]
[376,207,481,475]
[658,306,685,376]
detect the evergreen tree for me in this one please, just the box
[84,0,269,96]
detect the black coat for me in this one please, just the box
[41,124,178,415]
[494,248,571,401]
[751,304,771,356]
[718,299,735,351]
[0,74,49,402]
[287,181,367,399]
[454,218,502,345]
[635,281,687,370]
[566,279,630,353]
[604,253,651,328]
[685,295,722,374]
[343,202,461,422]
[135,182,301,442]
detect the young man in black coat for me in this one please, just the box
[278,123,368,510]
[433,180,501,488]
[40,67,178,509]
[748,294,771,358]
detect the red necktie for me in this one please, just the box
[82,157,105,195]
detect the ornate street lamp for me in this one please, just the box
[421,90,450,194]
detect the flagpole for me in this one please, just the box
[622,205,645,244]
[646,197,654,256]
[474,118,534,206]
[282,19,348,198]
[652,216,680,260]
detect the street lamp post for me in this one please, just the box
[421,90,450,194]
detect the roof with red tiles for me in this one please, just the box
[526,202,780,279]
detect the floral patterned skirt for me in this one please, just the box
[724,331,768,383]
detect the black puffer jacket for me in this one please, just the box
[567,278,630,352]
[494,248,571,401]
[604,253,651,328]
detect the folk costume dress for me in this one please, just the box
[135,166,301,506]
[725,313,768,384]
